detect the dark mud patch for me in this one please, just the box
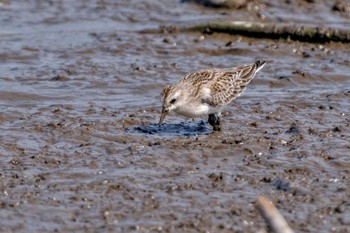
[129,121,210,136]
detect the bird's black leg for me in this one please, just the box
[208,113,221,131]
[208,114,216,126]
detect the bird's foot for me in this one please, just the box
[208,114,221,131]
[213,123,221,131]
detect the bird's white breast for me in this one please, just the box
[173,87,224,118]
[174,103,222,118]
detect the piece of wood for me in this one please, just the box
[140,21,350,43]
[256,196,295,233]
[187,21,350,43]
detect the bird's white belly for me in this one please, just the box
[174,103,222,118]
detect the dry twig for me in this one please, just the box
[256,196,294,233]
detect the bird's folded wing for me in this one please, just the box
[203,63,258,107]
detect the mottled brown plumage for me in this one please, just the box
[159,60,266,130]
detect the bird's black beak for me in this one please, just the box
[159,107,168,125]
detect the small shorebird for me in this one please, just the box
[159,60,266,131]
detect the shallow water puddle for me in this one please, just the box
[128,121,211,136]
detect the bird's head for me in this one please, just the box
[159,84,184,125]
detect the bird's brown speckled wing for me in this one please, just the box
[178,69,216,97]
[203,62,262,107]
[180,69,214,86]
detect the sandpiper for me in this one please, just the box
[159,60,266,131]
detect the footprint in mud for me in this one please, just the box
[128,121,211,136]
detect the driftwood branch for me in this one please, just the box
[186,21,350,43]
[140,21,350,43]
[256,196,294,233]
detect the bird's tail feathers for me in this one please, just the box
[255,60,267,73]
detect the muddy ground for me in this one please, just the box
[0,0,349,232]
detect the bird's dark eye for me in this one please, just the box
[170,98,176,104]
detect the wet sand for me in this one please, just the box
[0,0,349,232]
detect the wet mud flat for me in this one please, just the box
[1,0,350,232]
[1,93,349,233]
